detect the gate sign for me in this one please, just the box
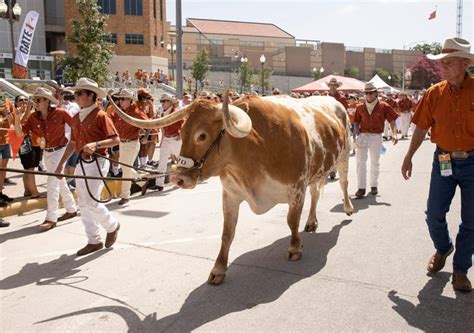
[13,10,40,79]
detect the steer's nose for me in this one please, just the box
[170,174,184,187]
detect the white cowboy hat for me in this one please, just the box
[363,82,378,93]
[159,93,174,102]
[70,77,106,99]
[32,87,58,104]
[115,89,136,101]
[427,37,474,63]
[326,77,343,88]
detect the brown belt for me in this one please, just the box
[120,138,139,143]
[437,147,474,160]
[44,145,66,152]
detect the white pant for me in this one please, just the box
[400,112,411,137]
[383,121,391,137]
[356,133,383,189]
[75,157,118,244]
[119,140,140,199]
[156,136,182,187]
[44,147,76,222]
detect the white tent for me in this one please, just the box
[369,74,399,93]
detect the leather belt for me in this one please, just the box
[120,138,139,143]
[44,145,66,152]
[437,147,474,160]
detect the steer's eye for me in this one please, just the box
[198,133,207,141]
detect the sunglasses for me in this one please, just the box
[160,100,169,103]
[365,91,377,95]
[119,97,131,101]
[17,98,28,103]
[33,97,47,103]
[74,90,89,96]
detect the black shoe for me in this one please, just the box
[370,187,378,195]
[0,219,10,227]
[149,185,164,191]
[0,193,14,202]
[355,189,366,198]
[3,178,16,185]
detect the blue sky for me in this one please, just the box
[166,0,473,50]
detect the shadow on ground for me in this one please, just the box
[388,272,474,332]
[36,219,352,331]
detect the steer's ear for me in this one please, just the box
[233,101,250,113]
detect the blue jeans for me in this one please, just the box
[426,150,474,274]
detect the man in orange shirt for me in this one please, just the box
[110,89,148,205]
[397,92,414,139]
[401,37,474,292]
[0,96,14,209]
[353,82,398,198]
[56,78,120,256]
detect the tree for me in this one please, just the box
[60,0,114,86]
[344,66,359,78]
[312,68,322,80]
[238,61,253,93]
[255,66,272,95]
[373,68,391,82]
[388,72,402,88]
[409,55,442,89]
[191,49,210,93]
[411,42,442,55]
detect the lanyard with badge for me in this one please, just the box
[438,153,453,177]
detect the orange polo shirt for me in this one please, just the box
[22,107,72,149]
[354,101,399,134]
[412,75,474,152]
[398,99,413,113]
[71,107,118,155]
[111,104,148,140]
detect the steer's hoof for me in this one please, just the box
[208,272,226,285]
[304,224,317,232]
[287,251,302,261]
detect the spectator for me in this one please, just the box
[0,96,14,207]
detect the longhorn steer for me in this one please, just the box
[111,94,354,285]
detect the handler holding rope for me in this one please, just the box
[55,78,120,256]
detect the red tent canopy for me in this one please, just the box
[293,75,365,93]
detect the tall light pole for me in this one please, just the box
[0,0,22,69]
[167,38,176,82]
[260,54,266,95]
[402,40,426,91]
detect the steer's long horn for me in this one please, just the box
[109,96,190,129]
[221,91,252,138]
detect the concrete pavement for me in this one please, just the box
[1,138,473,332]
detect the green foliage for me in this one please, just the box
[254,66,272,95]
[344,66,359,78]
[238,61,253,93]
[388,72,401,87]
[312,68,322,80]
[60,0,114,86]
[410,42,442,55]
[191,49,210,92]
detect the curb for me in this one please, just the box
[0,180,123,218]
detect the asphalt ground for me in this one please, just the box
[1,137,473,332]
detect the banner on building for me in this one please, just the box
[12,10,40,79]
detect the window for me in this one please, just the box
[124,0,143,16]
[159,0,163,21]
[154,35,157,47]
[97,0,116,14]
[106,33,117,44]
[125,34,144,45]
[153,0,156,18]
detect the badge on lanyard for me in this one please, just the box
[438,153,453,177]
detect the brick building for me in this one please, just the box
[64,0,169,74]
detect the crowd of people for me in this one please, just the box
[0,36,472,291]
